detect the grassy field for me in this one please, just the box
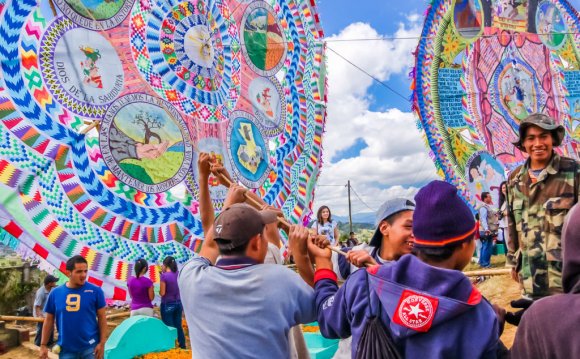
[121,152,184,184]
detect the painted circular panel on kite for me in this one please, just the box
[99,93,193,193]
[53,0,135,30]
[453,0,484,40]
[39,19,124,118]
[491,58,543,128]
[241,1,287,76]
[536,1,567,49]
[248,76,286,136]
[227,111,269,188]
[130,0,241,116]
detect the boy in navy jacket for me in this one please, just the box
[309,180,501,358]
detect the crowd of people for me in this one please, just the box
[35,112,580,358]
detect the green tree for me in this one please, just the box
[0,269,36,315]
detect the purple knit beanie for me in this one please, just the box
[413,180,476,248]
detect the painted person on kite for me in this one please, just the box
[309,181,501,358]
[507,113,580,300]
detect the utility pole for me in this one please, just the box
[347,180,353,233]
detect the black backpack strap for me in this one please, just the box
[356,270,402,359]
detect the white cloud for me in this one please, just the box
[313,16,439,217]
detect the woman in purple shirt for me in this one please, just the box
[160,256,186,349]
[127,258,154,317]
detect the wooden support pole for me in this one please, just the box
[81,121,99,135]
[463,268,512,277]
[0,310,129,324]
[0,315,43,322]
[105,312,130,320]
[47,0,57,16]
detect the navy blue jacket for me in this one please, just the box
[315,254,499,358]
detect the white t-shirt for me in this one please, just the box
[311,220,338,245]
[264,242,283,265]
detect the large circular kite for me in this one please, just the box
[413,0,580,208]
[0,0,326,299]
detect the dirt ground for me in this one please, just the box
[467,255,521,348]
[2,344,41,359]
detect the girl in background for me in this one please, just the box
[127,258,154,317]
[311,205,340,246]
[160,256,186,349]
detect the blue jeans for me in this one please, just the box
[479,234,493,267]
[35,321,55,347]
[160,301,186,349]
[59,346,95,359]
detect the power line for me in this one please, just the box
[349,185,376,212]
[326,46,410,102]
[323,31,580,42]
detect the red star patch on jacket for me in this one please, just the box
[393,289,439,332]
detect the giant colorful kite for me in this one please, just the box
[0,0,326,298]
[413,0,580,207]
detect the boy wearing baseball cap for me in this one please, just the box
[329,198,416,280]
[34,275,59,347]
[178,186,316,359]
[310,181,500,358]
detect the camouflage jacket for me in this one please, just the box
[507,152,580,299]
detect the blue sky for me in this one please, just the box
[318,0,424,35]
[312,0,439,216]
[319,0,425,112]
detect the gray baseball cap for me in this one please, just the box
[512,113,565,150]
[369,198,416,247]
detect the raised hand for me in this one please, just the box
[288,225,310,255]
[210,160,234,186]
[307,234,332,260]
[346,250,377,268]
[198,152,212,179]
[224,184,247,207]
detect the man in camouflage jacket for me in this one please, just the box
[507,113,580,299]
